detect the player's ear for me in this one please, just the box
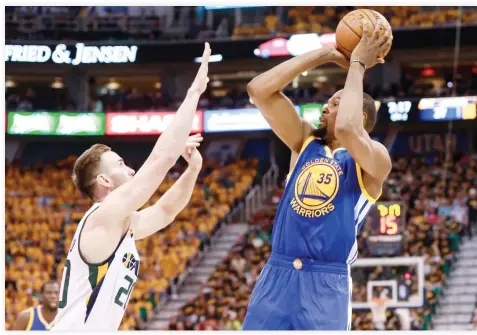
[363,112,368,126]
[96,174,111,188]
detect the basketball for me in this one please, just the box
[336,9,393,59]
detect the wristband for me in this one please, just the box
[350,59,366,70]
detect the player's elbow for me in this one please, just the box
[247,78,271,100]
[246,80,260,99]
[157,203,178,223]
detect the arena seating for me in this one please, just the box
[167,153,475,330]
[7,78,477,114]
[5,155,258,330]
[6,6,476,42]
[232,6,477,38]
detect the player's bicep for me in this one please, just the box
[11,310,30,330]
[253,92,315,152]
[338,129,391,182]
[91,159,173,227]
[131,206,173,241]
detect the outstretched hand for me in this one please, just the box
[182,133,203,168]
[189,42,211,95]
[350,20,393,69]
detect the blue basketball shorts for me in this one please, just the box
[243,253,352,330]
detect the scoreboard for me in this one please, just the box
[418,96,477,121]
[367,202,406,256]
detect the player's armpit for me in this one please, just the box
[11,309,31,330]
[249,91,315,153]
[335,127,391,185]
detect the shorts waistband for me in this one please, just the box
[268,253,349,275]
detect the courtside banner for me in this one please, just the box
[105,111,204,135]
[204,107,300,133]
[7,111,105,136]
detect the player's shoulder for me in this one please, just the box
[13,307,33,329]
[18,307,33,318]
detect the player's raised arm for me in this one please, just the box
[247,45,348,153]
[91,43,211,225]
[131,134,203,240]
[334,20,392,183]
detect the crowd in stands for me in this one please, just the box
[167,152,477,330]
[5,6,476,42]
[5,152,258,330]
[6,72,477,113]
[233,6,477,38]
[6,86,76,112]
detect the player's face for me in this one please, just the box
[316,90,343,140]
[41,283,60,311]
[98,151,135,190]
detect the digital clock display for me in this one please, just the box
[370,202,406,236]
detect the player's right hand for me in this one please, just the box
[189,42,211,95]
[351,20,393,69]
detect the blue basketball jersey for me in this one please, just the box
[26,305,52,331]
[272,136,380,264]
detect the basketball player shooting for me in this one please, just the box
[243,21,392,330]
[51,43,211,331]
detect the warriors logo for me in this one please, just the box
[291,157,343,218]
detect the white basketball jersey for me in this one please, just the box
[51,203,140,331]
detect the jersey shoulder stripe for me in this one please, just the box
[25,308,34,330]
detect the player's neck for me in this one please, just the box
[326,139,342,152]
[38,305,56,323]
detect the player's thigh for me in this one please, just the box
[294,271,351,330]
[243,264,294,330]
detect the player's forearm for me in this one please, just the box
[335,62,366,134]
[155,165,201,221]
[247,46,335,98]
[146,90,202,166]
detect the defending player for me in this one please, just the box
[51,43,211,331]
[243,21,392,330]
[12,280,60,331]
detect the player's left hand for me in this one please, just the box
[182,133,203,168]
[351,19,393,69]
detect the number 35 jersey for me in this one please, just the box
[273,136,380,265]
[51,203,140,331]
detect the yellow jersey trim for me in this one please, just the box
[300,136,316,154]
[332,148,347,156]
[287,136,318,181]
[97,262,109,284]
[324,146,333,158]
[25,308,34,331]
[355,163,381,204]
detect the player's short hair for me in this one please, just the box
[72,144,111,200]
[363,93,377,133]
[40,280,58,293]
